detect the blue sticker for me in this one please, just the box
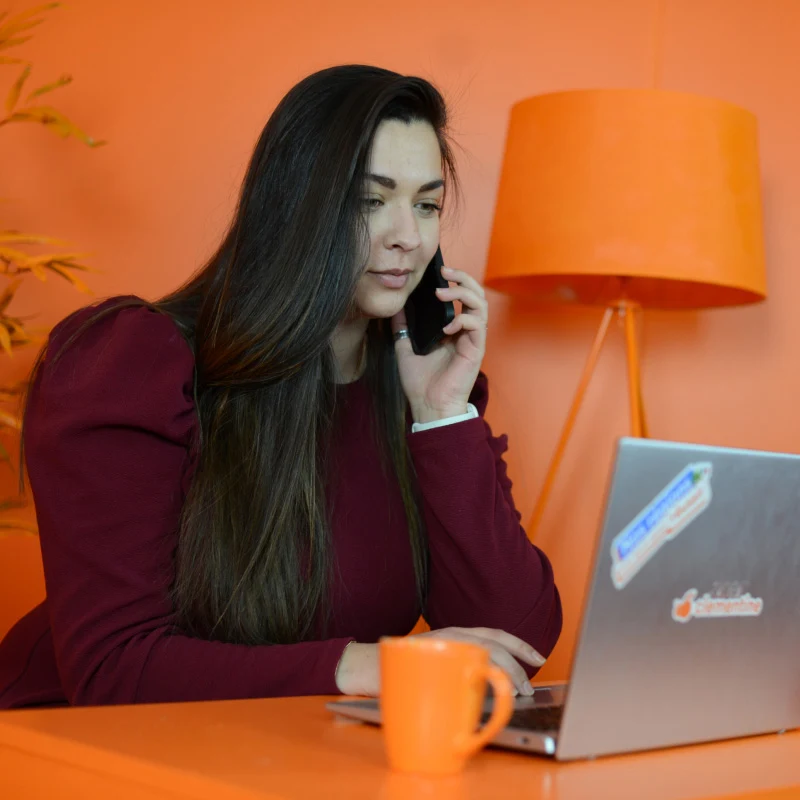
[611,462,713,589]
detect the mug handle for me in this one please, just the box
[455,664,514,757]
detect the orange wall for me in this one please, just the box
[2,0,799,681]
[0,537,45,640]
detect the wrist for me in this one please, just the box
[335,642,379,696]
[411,403,469,425]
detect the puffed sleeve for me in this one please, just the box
[25,301,353,705]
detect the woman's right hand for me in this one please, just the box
[334,627,546,698]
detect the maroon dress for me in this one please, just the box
[0,300,561,707]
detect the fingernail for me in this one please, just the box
[531,649,546,666]
[436,287,446,294]
[442,266,453,274]
[522,682,535,696]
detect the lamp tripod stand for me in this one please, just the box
[527,300,648,539]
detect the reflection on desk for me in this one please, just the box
[0,695,799,799]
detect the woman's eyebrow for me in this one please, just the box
[366,174,444,193]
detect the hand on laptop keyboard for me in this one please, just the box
[411,627,545,696]
[336,627,545,697]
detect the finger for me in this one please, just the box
[422,629,531,695]
[390,308,414,356]
[441,266,486,299]
[442,313,485,337]
[435,285,487,317]
[481,643,535,696]
[471,628,546,668]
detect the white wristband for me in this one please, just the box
[411,403,479,433]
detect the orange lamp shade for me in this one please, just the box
[484,89,767,309]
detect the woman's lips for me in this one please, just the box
[369,272,409,289]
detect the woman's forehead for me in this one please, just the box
[367,120,443,189]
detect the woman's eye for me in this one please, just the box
[361,198,441,214]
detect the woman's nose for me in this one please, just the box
[385,205,422,251]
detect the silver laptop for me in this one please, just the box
[328,437,800,760]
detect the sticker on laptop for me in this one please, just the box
[672,586,764,623]
[610,462,713,589]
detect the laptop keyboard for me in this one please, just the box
[481,704,564,732]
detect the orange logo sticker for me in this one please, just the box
[671,588,764,623]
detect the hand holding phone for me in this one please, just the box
[403,247,455,356]
[393,249,488,425]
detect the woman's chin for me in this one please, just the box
[356,294,409,321]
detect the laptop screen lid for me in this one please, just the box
[556,437,800,760]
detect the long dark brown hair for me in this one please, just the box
[25,65,461,646]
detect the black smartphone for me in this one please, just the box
[404,247,455,355]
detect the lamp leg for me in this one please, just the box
[526,306,615,540]
[621,301,647,438]
[634,310,649,438]
[638,381,649,439]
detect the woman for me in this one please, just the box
[0,65,561,708]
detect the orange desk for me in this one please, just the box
[0,696,798,800]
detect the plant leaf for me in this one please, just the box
[0,278,22,314]
[58,261,96,275]
[0,522,39,536]
[18,331,44,346]
[0,17,44,39]
[30,262,47,280]
[0,232,68,246]
[0,378,27,398]
[49,258,98,275]
[47,263,91,293]
[3,2,60,22]
[0,388,24,403]
[0,323,13,355]
[5,105,106,147]
[0,36,34,52]
[0,246,30,263]
[0,409,21,430]
[6,318,30,343]
[0,3,59,36]
[26,73,71,102]
[5,63,31,113]
[4,106,64,129]
[18,251,89,267]
[53,260,96,273]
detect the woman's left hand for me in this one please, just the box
[391,265,488,424]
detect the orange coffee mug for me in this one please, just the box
[379,637,514,775]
